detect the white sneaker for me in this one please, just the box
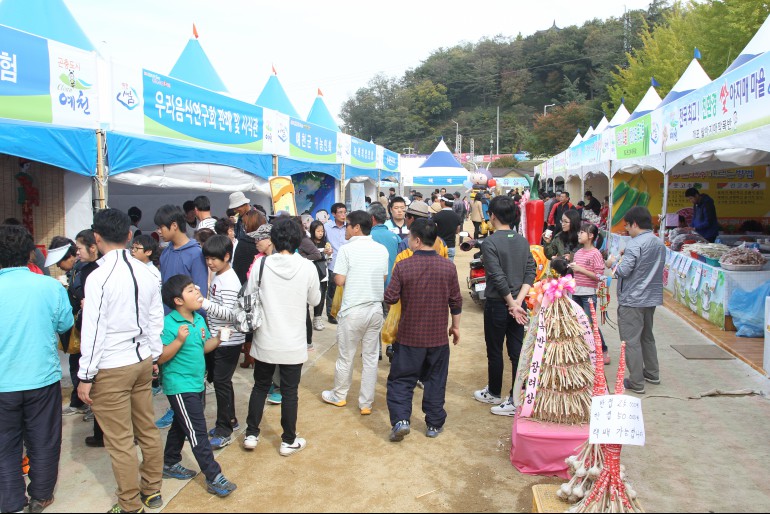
[243,435,259,450]
[474,386,503,405]
[490,396,516,416]
[280,437,306,456]
[312,316,325,331]
[206,382,215,395]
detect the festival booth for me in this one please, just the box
[0,18,98,244]
[406,139,470,192]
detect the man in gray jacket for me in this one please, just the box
[607,206,666,394]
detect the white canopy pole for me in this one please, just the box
[660,154,669,242]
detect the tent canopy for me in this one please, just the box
[659,58,711,107]
[627,85,661,121]
[307,90,339,132]
[723,15,770,75]
[256,74,300,119]
[169,34,228,93]
[568,132,582,148]
[0,0,95,51]
[594,116,609,133]
[607,104,631,128]
[410,139,468,187]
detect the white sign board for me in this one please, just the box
[350,182,366,212]
[589,395,645,446]
[763,297,770,374]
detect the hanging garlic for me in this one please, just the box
[560,483,573,496]
[575,466,587,478]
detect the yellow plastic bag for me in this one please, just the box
[57,325,81,355]
[330,286,344,319]
[381,301,401,345]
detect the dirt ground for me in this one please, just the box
[158,238,770,513]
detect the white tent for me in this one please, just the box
[409,139,469,187]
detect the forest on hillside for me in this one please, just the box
[339,0,770,158]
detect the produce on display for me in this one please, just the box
[719,245,767,266]
[525,173,545,245]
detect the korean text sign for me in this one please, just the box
[589,395,646,446]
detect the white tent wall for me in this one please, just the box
[565,175,582,200]
[343,178,377,207]
[107,182,271,234]
[583,173,610,203]
[64,172,93,238]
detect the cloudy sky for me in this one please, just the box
[67,0,653,123]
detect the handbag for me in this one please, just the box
[233,256,267,334]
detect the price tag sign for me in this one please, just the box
[691,263,702,290]
[709,268,719,290]
[589,395,646,446]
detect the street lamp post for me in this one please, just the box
[451,119,459,154]
[543,104,556,116]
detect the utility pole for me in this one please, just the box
[496,106,500,155]
[457,134,462,155]
[489,135,494,158]
[451,120,459,155]
[470,138,475,162]
[403,146,414,155]
[544,103,556,116]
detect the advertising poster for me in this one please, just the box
[48,40,99,128]
[663,249,726,329]
[270,176,297,215]
[611,170,664,233]
[292,172,336,218]
[289,117,336,163]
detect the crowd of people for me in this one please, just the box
[0,184,665,513]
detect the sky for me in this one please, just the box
[65,0,654,125]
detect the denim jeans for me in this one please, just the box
[572,294,607,352]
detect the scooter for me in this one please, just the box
[459,232,486,306]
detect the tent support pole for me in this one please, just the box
[93,129,107,212]
[607,160,613,242]
[660,169,670,243]
[340,164,346,203]
[273,155,278,176]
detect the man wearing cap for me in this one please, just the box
[433,194,462,262]
[228,192,258,285]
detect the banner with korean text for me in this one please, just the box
[0,24,98,128]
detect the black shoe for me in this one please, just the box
[327,316,338,325]
[85,436,105,447]
[28,497,55,513]
[140,492,163,509]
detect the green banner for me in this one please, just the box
[614,114,650,159]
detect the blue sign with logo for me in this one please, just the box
[0,25,50,97]
[289,117,336,163]
[383,148,399,172]
[142,70,263,150]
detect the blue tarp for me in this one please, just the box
[107,132,272,178]
[346,165,379,182]
[277,156,341,180]
[0,117,96,176]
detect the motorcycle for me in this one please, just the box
[459,232,486,306]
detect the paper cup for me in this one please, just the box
[219,327,231,342]
[544,229,553,239]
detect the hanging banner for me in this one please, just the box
[263,108,290,156]
[611,170,664,233]
[142,70,263,150]
[0,24,100,127]
[289,117,336,163]
[350,137,376,169]
[293,172,336,217]
[382,148,399,173]
[48,41,99,128]
[661,50,770,151]
[614,114,651,159]
[663,249,726,329]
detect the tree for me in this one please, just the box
[531,102,593,156]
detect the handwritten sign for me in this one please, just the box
[589,395,645,446]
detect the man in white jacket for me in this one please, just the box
[77,209,165,513]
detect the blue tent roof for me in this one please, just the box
[169,37,228,93]
[307,91,339,132]
[0,0,95,50]
[419,139,465,169]
[256,74,301,119]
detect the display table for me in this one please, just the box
[664,248,770,329]
[510,411,589,478]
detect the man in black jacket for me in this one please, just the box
[583,191,602,216]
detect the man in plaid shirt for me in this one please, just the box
[384,218,462,442]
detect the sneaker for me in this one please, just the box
[267,391,282,405]
[623,378,645,395]
[62,405,88,416]
[140,492,163,510]
[426,425,444,438]
[360,407,372,415]
[490,396,516,417]
[416,380,424,390]
[474,386,503,405]
[152,385,163,396]
[313,316,325,331]
[162,463,197,480]
[307,343,315,351]
[327,316,338,325]
[243,435,259,450]
[210,434,232,450]
[389,420,411,442]
[28,497,54,513]
[206,473,237,497]
[155,409,174,429]
[205,382,215,395]
[106,504,144,513]
[85,436,105,448]
[279,437,307,456]
[603,353,611,365]
[82,407,95,422]
[321,390,346,407]
[208,422,240,437]
[643,371,660,385]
